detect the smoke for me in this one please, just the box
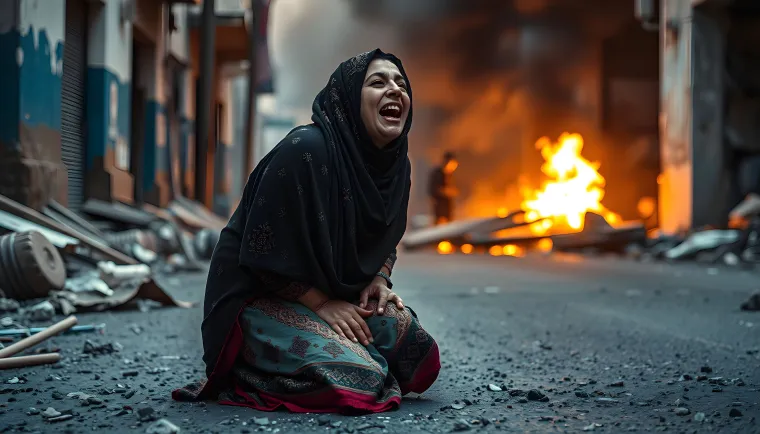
[268,0,644,219]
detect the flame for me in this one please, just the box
[437,241,454,255]
[520,133,620,235]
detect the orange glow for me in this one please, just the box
[461,244,474,254]
[537,238,553,252]
[443,160,459,174]
[497,207,509,218]
[437,241,454,255]
[488,245,503,256]
[520,133,621,235]
[502,244,525,257]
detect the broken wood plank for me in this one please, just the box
[83,199,157,227]
[47,201,106,238]
[401,217,495,249]
[0,194,138,265]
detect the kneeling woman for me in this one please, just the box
[174,49,440,413]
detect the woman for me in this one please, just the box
[173,49,440,414]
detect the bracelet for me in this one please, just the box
[376,271,393,289]
[313,299,330,313]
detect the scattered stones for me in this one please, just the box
[145,419,181,434]
[700,366,713,374]
[527,389,548,402]
[674,407,690,416]
[83,340,121,355]
[729,409,743,418]
[253,417,270,426]
[608,381,624,388]
[487,384,502,392]
[41,407,61,418]
[137,407,158,422]
[694,412,706,422]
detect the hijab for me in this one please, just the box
[200,49,413,375]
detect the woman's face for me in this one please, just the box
[360,58,411,148]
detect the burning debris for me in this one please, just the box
[405,132,760,270]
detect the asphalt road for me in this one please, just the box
[0,252,758,433]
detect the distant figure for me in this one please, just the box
[428,151,459,225]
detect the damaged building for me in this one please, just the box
[0,0,272,215]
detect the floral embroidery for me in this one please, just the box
[280,250,289,260]
[302,152,312,163]
[292,137,301,144]
[317,211,326,222]
[366,300,412,347]
[288,336,310,359]
[342,187,352,202]
[297,184,304,195]
[248,223,275,257]
[334,107,345,123]
[278,208,287,218]
[329,88,340,102]
[216,264,223,276]
[345,51,371,78]
[321,164,328,176]
[249,299,382,372]
[278,168,286,178]
[257,196,266,207]
[323,342,345,359]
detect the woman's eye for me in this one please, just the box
[372,80,384,86]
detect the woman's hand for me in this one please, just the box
[359,277,403,315]
[314,300,374,345]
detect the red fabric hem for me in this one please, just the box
[172,302,250,401]
[399,341,441,395]
[221,383,401,414]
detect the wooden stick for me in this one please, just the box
[0,316,77,359]
[0,353,61,369]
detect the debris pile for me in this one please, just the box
[402,192,760,270]
[0,193,222,368]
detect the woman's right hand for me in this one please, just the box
[314,300,374,345]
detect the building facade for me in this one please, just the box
[0,0,256,217]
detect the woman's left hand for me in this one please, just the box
[358,277,403,315]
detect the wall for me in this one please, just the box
[169,4,189,64]
[212,75,235,216]
[658,0,693,234]
[0,0,68,209]
[86,0,134,203]
[133,1,171,206]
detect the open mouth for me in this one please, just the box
[379,103,402,121]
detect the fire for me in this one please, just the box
[520,133,620,235]
[437,241,454,255]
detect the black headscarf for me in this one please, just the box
[199,49,412,377]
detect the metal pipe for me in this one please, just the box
[244,1,258,177]
[195,0,216,206]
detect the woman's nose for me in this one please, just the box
[386,84,401,96]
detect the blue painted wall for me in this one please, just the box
[0,26,62,147]
[180,116,194,172]
[18,27,62,131]
[142,100,164,190]
[86,67,131,169]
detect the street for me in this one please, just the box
[1,252,758,433]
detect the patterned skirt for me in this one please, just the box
[175,298,440,414]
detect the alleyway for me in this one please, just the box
[1,253,758,433]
